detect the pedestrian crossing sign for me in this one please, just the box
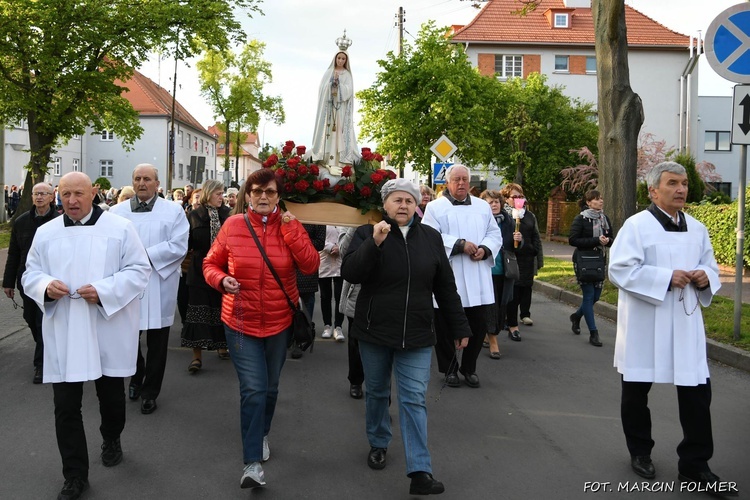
[433,163,452,185]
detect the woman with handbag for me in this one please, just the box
[568,190,614,347]
[202,168,319,489]
[501,183,543,341]
[341,179,471,496]
[181,180,232,372]
[480,190,522,359]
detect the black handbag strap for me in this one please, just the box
[243,213,297,312]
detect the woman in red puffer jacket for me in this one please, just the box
[202,168,319,489]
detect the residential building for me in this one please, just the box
[697,96,738,198]
[207,125,262,186]
[2,68,216,192]
[450,0,699,182]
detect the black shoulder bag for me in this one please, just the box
[574,248,606,283]
[243,214,315,352]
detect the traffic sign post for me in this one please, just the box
[708,2,750,339]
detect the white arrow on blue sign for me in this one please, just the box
[706,4,750,84]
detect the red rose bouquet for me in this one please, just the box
[262,141,329,203]
[333,147,394,213]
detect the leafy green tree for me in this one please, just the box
[492,73,598,201]
[358,22,502,177]
[673,152,705,203]
[197,40,285,184]
[0,0,261,215]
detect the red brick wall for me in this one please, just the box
[523,54,541,78]
[478,53,495,76]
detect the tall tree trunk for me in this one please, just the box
[15,114,54,221]
[593,0,644,232]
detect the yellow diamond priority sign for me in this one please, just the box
[430,135,457,162]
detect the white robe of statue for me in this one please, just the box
[110,196,189,330]
[311,50,360,174]
[422,196,504,308]
[608,210,721,386]
[22,212,151,382]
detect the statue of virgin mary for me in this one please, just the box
[311,31,360,176]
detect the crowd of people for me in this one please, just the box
[1,160,737,498]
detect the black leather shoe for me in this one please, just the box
[508,330,521,341]
[101,438,122,467]
[290,345,303,359]
[631,455,655,479]
[678,470,739,497]
[589,331,603,347]
[444,373,460,387]
[141,399,157,414]
[367,447,387,470]
[409,472,445,495]
[570,313,581,334]
[57,477,89,500]
[128,383,142,401]
[462,372,480,388]
[350,384,363,399]
[33,368,43,384]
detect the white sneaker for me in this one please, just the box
[262,436,270,462]
[321,325,332,338]
[334,326,345,342]
[241,462,266,489]
[521,317,534,326]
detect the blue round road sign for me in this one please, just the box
[706,4,750,84]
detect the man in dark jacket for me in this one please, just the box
[2,182,59,383]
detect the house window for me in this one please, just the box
[72,158,80,172]
[586,56,597,74]
[186,133,191,150]
[708,182,732,197]
[554,13,569,28]
[100,160,113,177]
[495,55,523,79]
[178,163,184,180]
[200,139,204,154]
[100,131,114,141]
[53,157,62,176]
[704,131,731,151]
[179,130,184,148]
[554,55,569,72]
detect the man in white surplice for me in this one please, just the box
[422,165,503,389]
[110,164,189,415]
[22,172,151,499]
[609,162,734,492]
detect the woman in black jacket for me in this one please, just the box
[341,179,471,497]
[181,180,232,371]
[568,190,614,347]
[501,183,543,341]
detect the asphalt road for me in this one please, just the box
[1,290,748,500]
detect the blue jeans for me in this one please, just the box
[225,325,291,464]
[358,341,432,475]
[576,283,602,333]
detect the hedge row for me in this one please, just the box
[685,190,750,269]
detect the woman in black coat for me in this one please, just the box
[501,183,543,341]
[181,180,232,372]
[568,190,614,347]
[341,179,471,496]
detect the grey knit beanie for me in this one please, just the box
[380,179,420,204]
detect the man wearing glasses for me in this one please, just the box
[22,172,151,500]
[2,182,59,384]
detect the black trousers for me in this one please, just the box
[53,376,125,481]
[131,326,171,400]
[346,317,364,385]
[434,306,486,376]
[177,274,188,323]
[506,284,533,327]
[318,277,344,328]
[621,378,714,475]
[20,288,44,369]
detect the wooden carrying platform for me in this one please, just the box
[283,201,382,227]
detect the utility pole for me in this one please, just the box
[395,7,405,177]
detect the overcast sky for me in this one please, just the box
[138,0,742,151]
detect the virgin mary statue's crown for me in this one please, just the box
[336,30,352,52]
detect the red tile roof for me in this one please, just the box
[116,69,207,132]
[209,124,259,158]
[452,0,689,49]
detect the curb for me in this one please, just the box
[534,280,750,374]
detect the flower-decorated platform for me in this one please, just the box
[263,140,392,227]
